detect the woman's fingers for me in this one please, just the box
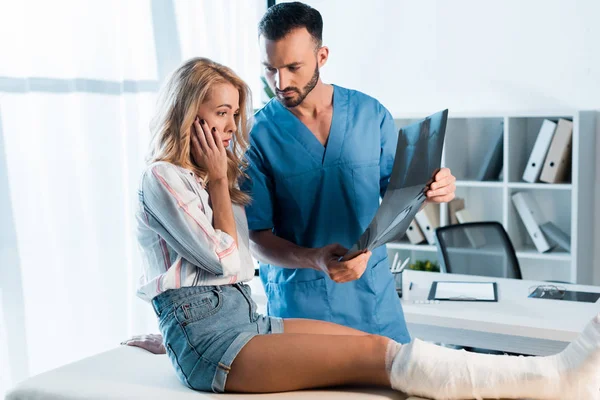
[191,123,202,153]
[194,118,209,151]
[202,120,217,149]
[212,126,226,152]
[191,117,229,181]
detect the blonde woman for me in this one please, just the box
[132,57,600,399]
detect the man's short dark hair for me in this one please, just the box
[258,2,323,47]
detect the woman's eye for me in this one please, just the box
[217,111,226,116]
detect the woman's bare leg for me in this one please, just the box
[226,330,391,393]
[283,318,369,335]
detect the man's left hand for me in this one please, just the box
[426,168,456,203]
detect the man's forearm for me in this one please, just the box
[249,230,317,270]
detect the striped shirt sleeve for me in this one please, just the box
[140,163,241,277]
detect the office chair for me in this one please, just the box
[434,221,568,354]
[433,221,523,354]
[435,221,523,279]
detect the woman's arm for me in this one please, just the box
[191,118,237,246]
[142,163,240,277]
[208,177,237,246]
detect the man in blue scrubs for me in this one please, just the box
[244,2,456,343]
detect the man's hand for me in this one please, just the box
[426,167,456,203]
[121,333,166,355]
[312,244,372,283]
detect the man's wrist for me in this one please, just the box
[302,247,321,272]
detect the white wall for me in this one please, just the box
[295,0,600,283]
[303,0,600,114]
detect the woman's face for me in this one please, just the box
[196,82,240,148]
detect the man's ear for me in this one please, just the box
[317,46,329,68]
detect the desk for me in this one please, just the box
[401,270,600,356]
[249,271,599,356]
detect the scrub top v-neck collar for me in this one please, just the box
[270,84,348,167]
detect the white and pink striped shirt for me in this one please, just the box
[135,161,255,302]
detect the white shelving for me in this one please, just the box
[507,183,572,191]
[387,111,597,284]
[515,250,572,262]
[455,181,503,188]
[387,242,437,253]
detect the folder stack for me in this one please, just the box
[454,209,487,248]
[511,192,551,253]
[415,204,440,245]
[540,222,571,252]
[522,119,557,183]
[448,197,465,225]
[522,118,572,184]
[406,219,426,244]
[540,119,573,183]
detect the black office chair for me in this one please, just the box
[433,221,525,354]
[435,221,523,279]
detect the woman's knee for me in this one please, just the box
[357,334,392,358]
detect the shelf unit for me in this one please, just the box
[387,111,596,284]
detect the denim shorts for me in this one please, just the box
[152,283,284,393]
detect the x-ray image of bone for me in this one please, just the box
[348,185,426,256]
[344,109,447,259]
[363,187,427,251]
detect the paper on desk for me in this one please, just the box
[435,282,495,300]
[344,109,448,259]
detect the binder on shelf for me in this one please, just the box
[511,192,551,253]
[454,209,486,248]
[522,119,557,183]
[415,204,440,245]
[406,219,426,244]
[476,126,504,181]
[454,209,472,224]
[540,119,573,183]
[540,222,571,252]
[448,197,465,225]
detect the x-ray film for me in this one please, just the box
[344,109,448,259]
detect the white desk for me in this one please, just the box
[249,271,599,356]
[401,270,600,356]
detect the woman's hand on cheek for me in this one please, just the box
[191,117,228,181]
[190,118,204,167]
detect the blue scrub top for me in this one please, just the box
[242,84,411,343]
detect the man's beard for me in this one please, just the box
[276,64,319,108]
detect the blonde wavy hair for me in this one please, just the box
[148,57,252,205]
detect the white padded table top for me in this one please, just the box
[6,346,413,400]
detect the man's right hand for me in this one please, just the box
[312,244,372,283]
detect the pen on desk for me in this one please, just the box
[397,257,410,273]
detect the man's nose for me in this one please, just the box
[275,70,289,90]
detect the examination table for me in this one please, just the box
[6,345,419,400]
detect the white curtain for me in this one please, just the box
[0,0,265,396]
